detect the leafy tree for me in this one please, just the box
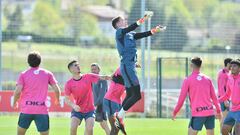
[7,5,23,32]
[2,14,8,31]
[64,0,100,45]
[161,15,188,51]
[32,0,65,36]
[165,0,192,25]
[235,31,240,49]
[212,2,240,27]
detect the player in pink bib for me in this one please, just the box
[13,51,61,135]
[219,59,240,135]
[64,60,111,135]
[103,67,125,135]
[172,57,221,135]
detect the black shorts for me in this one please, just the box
[95,104,107,122]
[189,115,215,131]
[18,113,49,132]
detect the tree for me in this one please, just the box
[235,31,240,51]
[161,15,188,51]
[166,0,192,23]
[212,2,240,27]
[64,0,100,45]
[183,0,219,27]
[2,15,8,31]
[32,1,65,36]
[7,5,23,32]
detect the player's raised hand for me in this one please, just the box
[151,25,166,34]
[144,11,153,20]
[137,11,153,25]
[73,104,80,112]
[105,75,112,80]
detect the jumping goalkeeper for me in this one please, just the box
[111,12,166,134]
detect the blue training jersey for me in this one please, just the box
[115,28,137,65]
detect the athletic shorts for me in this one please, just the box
[95,104,107,122]
[189,115,215,131]
[120,63,139,88]
[18,113,49,132]
[71,110,95,121]
[224,111,240,126]
[220,102,229,112]
[103,98,122,117]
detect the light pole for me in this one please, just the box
[140,0,146,90]
[146,11,153,114]
[146,11,152,93]
[0,0,2,91]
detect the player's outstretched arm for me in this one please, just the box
[13,84,23,108]
[51,84,61,105]
[172,79,189,120]
[121,12,153,35]
[209,81,222,119]
[134,31,152,40]
[99,75,112,80]
[133,25,166,40]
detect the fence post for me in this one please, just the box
[156,58,162,118]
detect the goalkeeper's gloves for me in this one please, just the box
[151,25,166,34]
[136,11,153,25]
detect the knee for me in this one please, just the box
[86,125,94,132]
[134,86,141,100]
[134,93,141,101]
[134,88,142,101]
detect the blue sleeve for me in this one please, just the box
[116,22,139,38]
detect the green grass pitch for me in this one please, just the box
[0,116,221,135]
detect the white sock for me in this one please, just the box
[118,108,126,119]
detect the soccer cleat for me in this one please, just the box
[114,113,127,135]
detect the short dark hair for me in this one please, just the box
[230,59,240,67]
[91,63,100,70]
[224,58,232,67]
[67,60,77,70]
[112,16,121,29]
[28,51,41,67]
[191,57,202,68]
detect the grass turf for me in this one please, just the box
[0,116,221,135]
